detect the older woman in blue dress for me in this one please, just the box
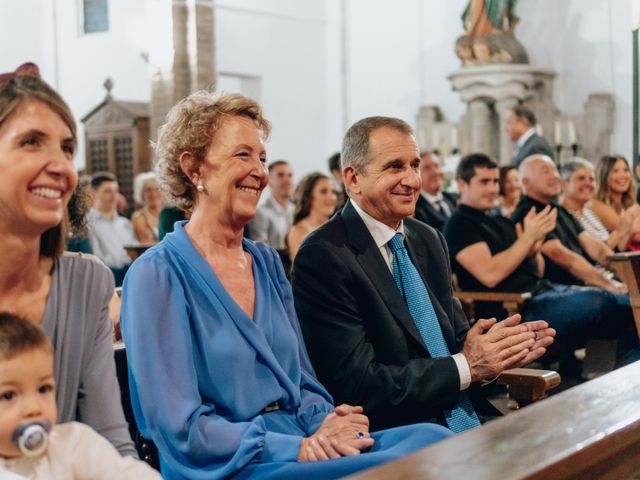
[120,91,451,479]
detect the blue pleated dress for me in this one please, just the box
[121,221,451,479]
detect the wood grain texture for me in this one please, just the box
[347,362,640,480]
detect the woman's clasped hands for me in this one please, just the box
[298,404,374,462]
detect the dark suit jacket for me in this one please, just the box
[414,192,457,231]
[291,201,498,431]
[511,133,554,167]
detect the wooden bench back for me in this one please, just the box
[347,361,640,480]
[608,251,640,338]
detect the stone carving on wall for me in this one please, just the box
[416,85,615,167]
[456,0,529,66]
[417,4,615,167]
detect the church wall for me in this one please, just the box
[54,0,150,169]
[339,0,634,163]
[215,0,329,178]
[1,0,150,169]
[1,0,45,76]
[0,0,636,175]
[335,0,467,150]
[517,0,633,161]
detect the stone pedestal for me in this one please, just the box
[448,64,556,165]
[416,66,616,170]
[582,93,615,165]
[468,100,493,157]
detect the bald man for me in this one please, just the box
[512,155,623,291]
[446,153,639,370]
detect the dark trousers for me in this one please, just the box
[522,285,640,365]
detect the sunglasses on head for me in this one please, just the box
[0,62,41,90]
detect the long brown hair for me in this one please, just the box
[595,154,636,213]
[0,64,78,257]
[293,172,330,225]
[498,165,517,197]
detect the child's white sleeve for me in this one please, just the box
[51,422,162,479]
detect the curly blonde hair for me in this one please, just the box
[154,91,271,211]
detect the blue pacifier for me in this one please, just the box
[10,421,51,457]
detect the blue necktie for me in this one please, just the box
[388,233,480,433]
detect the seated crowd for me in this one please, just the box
[0,62,637,480]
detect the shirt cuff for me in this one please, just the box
[452,353,471,391]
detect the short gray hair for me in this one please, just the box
[560,157,593,181]
[518,154,554,180]
[133,171,158,205]
[341,116,413,173]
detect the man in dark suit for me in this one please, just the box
[507,105,554,167]
[414,151,457,231]
[291,116,554,432]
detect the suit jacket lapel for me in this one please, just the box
[341,202,428,351]
[443,192,457,214]
[418,196,446,225]
[404,224,457,353]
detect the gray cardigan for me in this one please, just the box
[40,253,136,457]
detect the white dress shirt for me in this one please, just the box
[513,127,536,157]
[248,195,294,250]
[351,201,471,390]
[87,209,137,269]
[421,191,452,217]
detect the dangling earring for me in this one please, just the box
[196,179,204,193]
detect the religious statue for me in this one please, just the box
[462,0,518,37]
[456,0,529,67]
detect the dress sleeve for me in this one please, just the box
[121,254,303,479]
[76,259,137,457]
[266,246,335,435]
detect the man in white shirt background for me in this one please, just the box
[87,172,136,286]
[248,160,294,271]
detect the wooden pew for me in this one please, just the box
[495,367,559,407]
[455,290,531,320]
[114,343,160,470]
[458,251,640,342]
[453,289,560,407]
[453,286,622,380]
[608,251,640,338]
[347,361,640,480]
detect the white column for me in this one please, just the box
[148,0,215,143]
[468,100,492,156]
[495,97,519,165]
